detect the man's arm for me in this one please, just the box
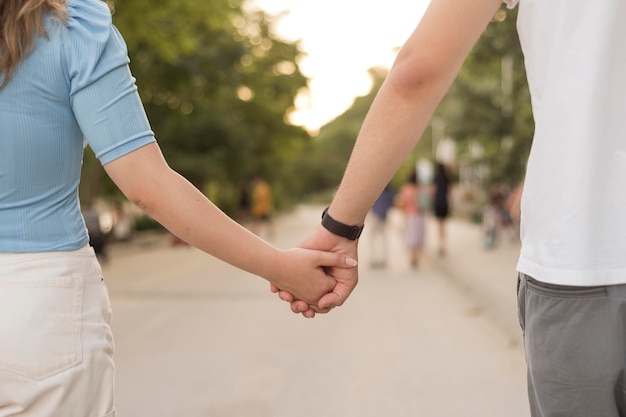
[279,0,505,316]
[328,0,504,225]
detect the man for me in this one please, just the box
[274,0,626,415]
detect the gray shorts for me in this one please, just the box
[517,274,626,417]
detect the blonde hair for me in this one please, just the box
[0,0,67,88]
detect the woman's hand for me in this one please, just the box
[269,246,357,307]
[271,225,360,318]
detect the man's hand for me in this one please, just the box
[271,224,359,318]
[268,246,357,307]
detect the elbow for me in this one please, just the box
[386,49,457,100]
[120,165,183,220]
[128,193,150,213]
[124,189,152,214]
[103,143,173,218]
[122,182,161,216]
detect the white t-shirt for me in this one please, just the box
[504,0,626,286]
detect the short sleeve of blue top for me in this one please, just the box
[0,0,156,252]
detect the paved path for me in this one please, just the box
[103,205,529,417]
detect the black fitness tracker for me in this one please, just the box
[321,207,364,240]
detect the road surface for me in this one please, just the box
[102,205,529,417]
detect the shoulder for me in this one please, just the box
[61,0,119,54]
[42,0,111,45]
[67,0,113,27]
[62,0,129,94]
[64,0,113,37]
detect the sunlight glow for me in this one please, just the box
[250,0,431,134]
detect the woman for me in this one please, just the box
[432,162,450,256]
[0,0,355,414]
[395,171,426,268]
[368,183,395,269]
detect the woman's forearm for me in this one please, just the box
[104,144,279,280]
[146,172,279,278]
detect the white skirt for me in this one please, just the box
[0,245,116,417]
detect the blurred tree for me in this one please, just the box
[435,5,533,185]
[294,4,532,201]
[291,68,386,197]
[80,0,310,213]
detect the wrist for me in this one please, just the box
[321,207,364,240]
[256,246,282,283]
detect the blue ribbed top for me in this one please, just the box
[0,0,156,252]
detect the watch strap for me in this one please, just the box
[321,207,364,240]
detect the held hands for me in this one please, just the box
[271,225,360,318]
[268,245,357,307]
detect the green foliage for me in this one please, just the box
[81,2,532,215]
[297,5,533,198]
[436,6,533,185]
[82,0,311,214]
[289,68,388,197]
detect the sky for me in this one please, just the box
[249,0,431,133]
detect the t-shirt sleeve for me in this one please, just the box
[64,0,155,165]
[502,0,519,9]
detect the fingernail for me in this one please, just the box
[345,256,358,266]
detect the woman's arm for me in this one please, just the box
[103,142,356,305]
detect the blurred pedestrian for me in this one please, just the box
[504,180,523,239]
[482,194,500,250]
[481,183,506,249]
[250,176,275,240]
[237,180,251,223]
[82,205,109,262]
[111,201,133,242]
[432,162,451,256]
[368,183,395,269]
[0,0,355,413]
[395,171,426,268]
[278,0,626,414]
